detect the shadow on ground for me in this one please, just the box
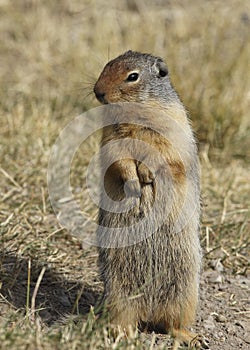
[0,251,102,325]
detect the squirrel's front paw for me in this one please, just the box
[137,162,154,185]
[124,179,141,198]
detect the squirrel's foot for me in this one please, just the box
[172,329,209,349]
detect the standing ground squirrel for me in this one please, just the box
[93,50,203,348]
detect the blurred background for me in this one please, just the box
[1,0,249,156]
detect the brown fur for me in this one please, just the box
[93,51,202,347]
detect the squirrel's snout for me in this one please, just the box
[94,85,107,104]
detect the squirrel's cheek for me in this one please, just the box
[105,91,121,103]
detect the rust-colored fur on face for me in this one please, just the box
[94,51,202,348]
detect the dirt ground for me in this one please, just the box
[1,209,249,350]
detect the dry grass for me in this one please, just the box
[0,0,249,349]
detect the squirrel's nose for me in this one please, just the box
[94,86,107,104]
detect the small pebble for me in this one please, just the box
[215,314,227,323]
[211,274,223,283]
[203,315,216,330]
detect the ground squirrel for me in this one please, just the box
[93,50,202,348]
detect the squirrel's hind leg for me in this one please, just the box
[172,329,205,349]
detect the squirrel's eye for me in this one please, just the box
[127,72,139,82]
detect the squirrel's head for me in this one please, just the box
[94,50,176,104]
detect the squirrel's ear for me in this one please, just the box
[154,59,168,78]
